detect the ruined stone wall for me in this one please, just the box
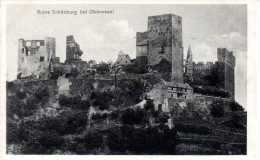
[57,77,114,97]
[18,37,56,79]
[193,62,214,74]
[190,48,235,97]
[66,35,83,63]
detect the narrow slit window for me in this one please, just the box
[40,56,44,62]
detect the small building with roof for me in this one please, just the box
[114,51,132,66]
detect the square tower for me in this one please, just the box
[136,14,184,83]
[148,14,183,83]
[17,37,56,79]
[217,48,236,97]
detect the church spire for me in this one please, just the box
[185,45,193,82]
[187,45,192,61]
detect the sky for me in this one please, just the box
[5,4,247,107]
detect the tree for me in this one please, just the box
[96,62,110,74]
[122,63,148,74]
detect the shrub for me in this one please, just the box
[175,123,212,135]
[112,126,177,154]
[83,132,103,150]
[158,113,169,124]
[22,129,64,154]
[90,91,113,110]
[96,62,110,74]
[230,101,244,111]
[35,86,49,100]
[7,122,20,144]
[59,95,90,110]
[111,110,119,120]
[16,90,26,99]
[123,63,148,74]
[193,85,231,98]
[121,108,146,125]
[210,100,225,117]
[144,99,154,111]
[26,111,88,136]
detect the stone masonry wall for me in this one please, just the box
[18,37,56,79]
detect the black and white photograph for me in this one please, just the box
[0,1,256,157]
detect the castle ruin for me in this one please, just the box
[17,37,56,79]
[185,47,236,97]
[66,35,83,63]
[136,14,183,83]
[217,48,235,97]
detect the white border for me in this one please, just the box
[0,0,257,160]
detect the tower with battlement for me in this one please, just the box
[188,48,236,98]
[136,13,184,83]
[217,48,236,97]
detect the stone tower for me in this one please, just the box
[66,35,83,63]
[185,45,193,82]
[17,37,56,79]
[136,32,148,67]
[136,13,184,83]
[217,48,236,97]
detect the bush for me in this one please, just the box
[175,123,212,135]
[96,62,110,74]
[25,111,88,136]
[230,101,244,111]
[59,95,81,106]
[90,91,113,110]
[83,132,103,150]
[121,108,146,125]
[107,128,127,152]
[59,95,90,110]
[144,99,154,111]
[210,100,225,117]
[111,110,119,120]
[225,114,246,129]
[119,79,145,103]
[7,122,20,144]
[35,86,49,100]
[193,85,230,98]
[123,63,148,74]
[158,113,169,124]
[22,129,64,154]
[92,113,107,120]
[16,90,26,99]
[108,126,177,154]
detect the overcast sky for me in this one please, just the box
[5,4,247,107]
